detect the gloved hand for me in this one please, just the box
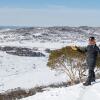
[71,45,78,50]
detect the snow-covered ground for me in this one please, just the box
[0,51,67,93]
[0,40,88,93]
[0,26,99,99]
[21,80,100,100]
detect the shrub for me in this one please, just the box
[47,46,100,85]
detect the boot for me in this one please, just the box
[91,78,95,82]
[83,78,91,86]
[83,82,91,86]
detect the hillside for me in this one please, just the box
[21,79,100,100]
[0,26,99,100]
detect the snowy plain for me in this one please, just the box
[0,40,88,93]
[0,49,67,93]
[0,27,99,100]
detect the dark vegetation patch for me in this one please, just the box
[0,46,45,57]
[0,82,68,100]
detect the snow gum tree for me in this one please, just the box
[47,46,100,85]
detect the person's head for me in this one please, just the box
[88,37,96,45]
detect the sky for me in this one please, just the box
[0,0,100,26]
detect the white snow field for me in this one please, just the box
[21,80,100,100]
[0,26,99,100]
[0,51,67,93]
[0,41,88,93]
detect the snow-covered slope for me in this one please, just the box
[0,51,66,93]
[0,26,99,99]
[0,26,100,47]
[21,80,100,100]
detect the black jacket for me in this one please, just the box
[77,44,100,70]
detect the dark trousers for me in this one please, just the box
[86,70,95,83]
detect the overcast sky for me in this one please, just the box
[0,0,100,26]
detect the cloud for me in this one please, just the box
[0,7,100,26]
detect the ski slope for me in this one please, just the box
[21,80,100,100]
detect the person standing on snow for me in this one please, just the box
[71,37,100,86]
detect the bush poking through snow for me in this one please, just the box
[0,82,68,100]
[47,46,100,85]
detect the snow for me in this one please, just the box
[94,32,100,35]
[0,40,88,93]
[0,37,99,94]
[0,41,68,50]
[0,51,66,93]
[21,80,100,100]
[0,27,99,99]
[0,40,89,51]
[33,33,42,36]
[0,28,11,32]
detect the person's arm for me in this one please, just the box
[71,46,87,53]
[76,46,87,53]
[96,46,100,54]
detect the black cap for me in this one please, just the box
[89,37,95,41]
